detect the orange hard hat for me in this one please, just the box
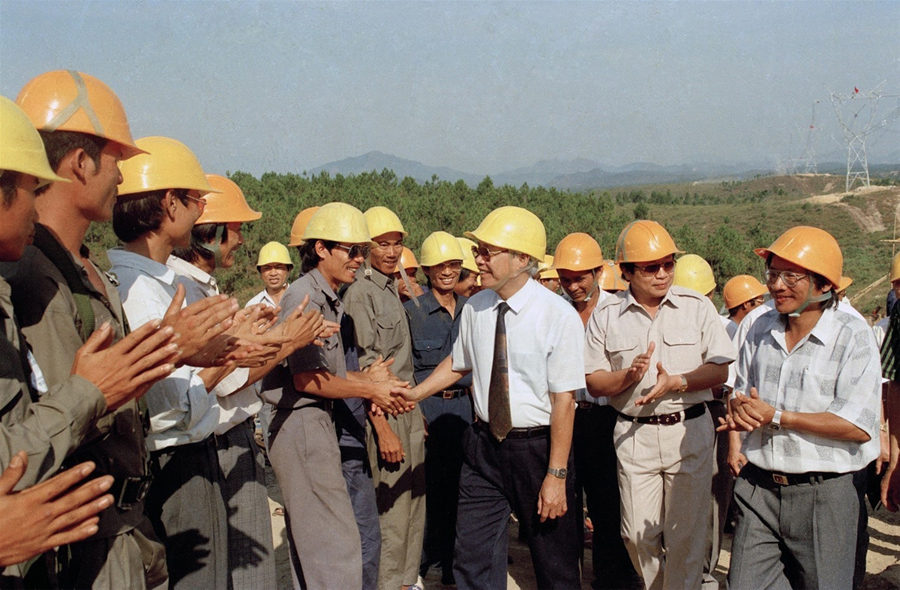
[400,247,420,270]
[598,260,628,291]
[722,275,768,309]
[837,276,853,292]
[195,174,262,225]
[615,220,682,264]
[754,226,842,288]
[553,233,604,272]
[288,206,320,247]
[16,70,144,159]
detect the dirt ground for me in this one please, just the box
[264,463,900,590]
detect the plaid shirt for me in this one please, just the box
[735,307,881,474]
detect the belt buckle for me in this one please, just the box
[118,476,152,510]
[577,401,592,410]
[772,473,789,486]
[658,413,680,426]
[442,390,454,399]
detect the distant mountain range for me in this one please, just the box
[309,150,899,191]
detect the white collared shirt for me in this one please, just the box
[452,278,586,427]
[575,288,609,406]
[735,306,881,474]
[107,249,219,451]
[246,288,280,309]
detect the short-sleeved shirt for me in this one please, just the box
[246,288,281,309]
[574,289,609,407]
[260,268,346,409]
[452,278,586,427]
[404,290,471,389]
[167,255,218,305]
[584,285,736,417]
[108,249,219,451]
[343,266,415,383]
[735,307,881,474]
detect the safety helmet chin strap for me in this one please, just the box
[199,224,229,270]
[787,289,833,318]
[582,270,600,303]
[399,268,420,307]
[488,255,532,294]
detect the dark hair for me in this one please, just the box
[35,130,106,196]
[0,171,20,207]
[172,222,229,265]
[113,189,191,243]
[299,239,337,274]
[620,262,635,281]
[458,268,472,283]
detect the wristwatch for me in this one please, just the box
[547,467,568,479]
[677,375,689,393]
[770,409,783,431]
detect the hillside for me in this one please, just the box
[82,171,899,317]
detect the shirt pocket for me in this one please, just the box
[605,332,640,370]
[662,329,702,374]
[413,338,445,369]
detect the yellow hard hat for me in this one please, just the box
[0,96,67,188]
[838,276,853,292]
[598,260,628,291]
[673,254,716,295]
[400,247,420,270]
[554,233,604,272]
[364,206,407,240]
[754,226,843,288]
[615,220,682,264]
[465,206,546,260]
[257,241,293,268]
[537,255,559,280]
[16,70,144,159]
[420,231,464,267]
[118,137,218,197]
[457,237,479,273]
[288,206,320,247]
[723,275,768,309]
[196,174,261,225]
[891,252,900,283]
[303,202,370,244]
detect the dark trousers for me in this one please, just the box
[574,404,640,589]
[454,423,581,590]
[341,448,382,590]
[146,437,230,590]
[419,394,473,578]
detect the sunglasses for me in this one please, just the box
[471,245,507,261]
[633,260,675,276]
[765,269,809,288]
[180,193,207,213]
[334,243,371,259]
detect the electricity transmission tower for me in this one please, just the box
[830,82,900,191]
[789,100,820,175]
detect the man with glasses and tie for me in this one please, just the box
[719,226,880,590]
[583,220,735,590]
[394,206,584,590]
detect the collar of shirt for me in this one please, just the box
[247,289,278,308]
[490,277,539,315]
[620,285,683,317]
[107,248,178,287]
[362,264,395,292]
[166,255,217,291]
[421,290,460,316]
[766,305,836,354]
[308,268,341,312]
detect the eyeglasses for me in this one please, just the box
[472,245,507,261]
[633,261,675,276]
[432,261,462,272]
[765,269,809,288]
[181,193,207,213]
[334,243,371,259]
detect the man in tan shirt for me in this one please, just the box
[584,221,735,590]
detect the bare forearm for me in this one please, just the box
[585,369,634,397]
[198,366,234,391]
[781,411,870,442]
[548,391,575,469]
[293,371,372,400]
[681,362,729,392]
[410,356,468,401]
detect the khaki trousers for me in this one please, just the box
[614,407,714,590]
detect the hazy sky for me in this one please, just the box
[2,1,898,177]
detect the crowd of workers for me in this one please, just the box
[0,68,897,590]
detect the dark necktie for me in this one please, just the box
[488,302,513,441]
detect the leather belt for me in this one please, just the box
[577,401,602,410]
[110,475,152,510]
[617,403,706,426]
[475,422,550,439]
[435,387,470,400]
[742,462,845,487]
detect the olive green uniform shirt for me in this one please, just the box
[0,229,150,538]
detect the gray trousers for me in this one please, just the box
[728,465,858,590]
[217,420,277,590]
[702,400,733,590]
[268,406,362,589]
